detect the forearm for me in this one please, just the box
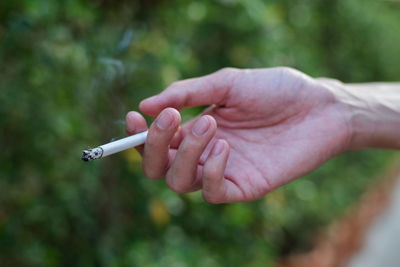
[337,82,400,150]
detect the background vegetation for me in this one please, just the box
[1,0,399,266]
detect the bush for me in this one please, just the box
[0,0,398,265]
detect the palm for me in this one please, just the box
[189,68,350,199]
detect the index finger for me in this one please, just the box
[139,68,240,117]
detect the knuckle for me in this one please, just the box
[275,67,308,80]
[142,162,161,180]
[171,187,187,194]
[275,66,295,74]
[179,143,192,155]
[165,177,188,194]
[217,67,238,76]
[203,168,217,180]
[213,67,241,89]
[202,191,221,204]
[145,135,158,147]
[180,140,202,154]
[315,77,343,86]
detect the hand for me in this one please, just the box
[126,67,352,203]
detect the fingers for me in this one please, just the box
[139,68,240,117]
[165,115,217,193]
[142,108,181,179]
[125,111,148,155]
[202,139,243,203]
[127,109,241,203]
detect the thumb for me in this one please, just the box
[139,68,239,117]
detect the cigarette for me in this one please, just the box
[82,130,148,162]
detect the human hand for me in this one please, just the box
[126,67,352,203]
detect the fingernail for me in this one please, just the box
[212,140,225,156]
[156,111,174,130]
[126,113,136,133]
[127,124,136,134]
[192,116,210,136]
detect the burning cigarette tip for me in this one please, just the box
[81,130,148,162]
[81,147,103,162]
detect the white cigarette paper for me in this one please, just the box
[82,131,148,162]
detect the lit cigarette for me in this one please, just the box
[82,130,148,162]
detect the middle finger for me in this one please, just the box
[166,115,217,193]
[142,108,181,179]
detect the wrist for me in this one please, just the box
[327,81,400,150]
[336,84,377,150]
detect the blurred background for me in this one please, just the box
[1,0,399,266]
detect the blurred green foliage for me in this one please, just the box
[0,0,399,266]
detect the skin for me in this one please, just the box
[125,67,400,203]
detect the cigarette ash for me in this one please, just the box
[81,147,103,162]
